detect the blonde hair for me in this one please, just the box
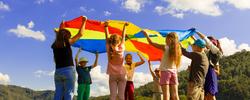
[108,34,122,59]
[166,32,182,68]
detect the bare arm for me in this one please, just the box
[121,22,129,43]
[148,61,157,79]
[104,22,111,61]
[142,30,165,51]
[92,52,99,68]
[74,48,82,66]
[214,65,220,75]
[69,16,87,45]
[135,52,145,67]
[104,21,109,44]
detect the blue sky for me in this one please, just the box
[1,0,250,96]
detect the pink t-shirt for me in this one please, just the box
[106,42,126,75]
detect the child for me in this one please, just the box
[124,53,145,100]
[52,16,87,100]
[181,39,209,100]
[75,48,99,100]
[104,21,128,100]
[148,61,162,100]
[197,32,223,100]
[143,31,182,100]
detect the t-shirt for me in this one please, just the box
[182,48,209,86]
[106,42,126,75]
[159,46,176,71]
[76,65,92,84]
[52,42,74,69]
[124,63,136,81]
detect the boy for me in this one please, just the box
[75,48,99,100]
[148,61,162,100]
[181,39,209,100]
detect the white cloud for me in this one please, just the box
[34,70,54,78]
[179,56,192,71]
[226,0,250,10]
[89,65,153,97]
[28,21,34,29]
[0,1,10,11]
[104,11,112,16]
[35,0,54,4]
[8,21,46,41]
[0,72,10,85]
[155,0,250,18]
[122,0,151,13]
[79,6,95,13]
[155,0,222,18]
[219,37,250,56]
[90,66,109,96]
[155,6,185,18]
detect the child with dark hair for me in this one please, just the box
[197,32,223,100]
[124,53,145,100]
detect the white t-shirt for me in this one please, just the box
[159,46,176,71]
[124,63,137,81]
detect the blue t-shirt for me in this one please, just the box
[76,65,92,84]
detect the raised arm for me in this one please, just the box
[92,52,99,68]
[196,32,221,54]
[75,48,82,66]
[69,16,87,45]
[104,21,109,43]
[104,22,111,61]
[135,52,145,67]
[121,22,129,44]
[142,30,165,51]
[180,43,194,59]
[148,61,157,79]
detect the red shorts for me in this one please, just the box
[160,69,178,85]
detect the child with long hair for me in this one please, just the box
[143,31,182,100]
[51,16,87,100]
[104,21,128,100]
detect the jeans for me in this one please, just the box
[54,66,76,100]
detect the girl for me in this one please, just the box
[148,61,162,100]
[197,32,223,100]
[75,48,99,100]
[142,30,182,100]
[124,53,145,100]
[52,16,87,100]
[104,21,128,100]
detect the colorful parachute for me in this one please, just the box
[58,16,195,61]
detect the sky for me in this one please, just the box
[1,0,250,97]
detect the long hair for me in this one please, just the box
[108,34,122,59]
[166,32,182,68]
[207,36,223,54]
[52,29,71,48]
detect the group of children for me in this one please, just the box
[53,16,223,100]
